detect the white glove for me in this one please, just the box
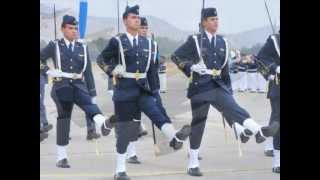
[191,63,207,75]
[112,65,125,77]
[276,66,280,74]
[268,75,275,81]
[46,69,62,78]
[91,96,97,104]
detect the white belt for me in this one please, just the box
[122,72,147,79]
[60,72,83,79]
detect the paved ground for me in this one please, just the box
[40,64,279,180]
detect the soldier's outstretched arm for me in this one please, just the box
[257,36,278,74]
[171,35,198,77]
[83,45,97,97]
[96,37,119,77]
[40,41,55,74]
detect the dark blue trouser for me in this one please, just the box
[189,87,250,149]
[269,97,280,150]
[51,84,102,146]
[114,92,171,153]
[40,75,48,126]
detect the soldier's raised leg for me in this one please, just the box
[138,94,191,151]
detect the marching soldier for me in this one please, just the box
[40,64,53,133]
[256,67,267,93]
[40,15,113,168]
[171,7,280,176]
[159,56,167,93]
[229,49,240,91]
[123,16,174,165]
[238,54,248,92]
[246,55,258,93]
[97,6,191,180]
[257,30,280,173]
[124,16,153,164]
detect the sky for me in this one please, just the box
[41,0,280,34]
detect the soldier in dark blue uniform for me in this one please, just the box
[257,30,280,173]
[246,55,259,93]
[158,56,167,93]
[171,7,280,176]
[97,6,191,180]
[122,16,173,165]
[229,49,241,91]
[123,16,151,165]
[40,65,53,133]
[40,15,113,168]
[237,54,249,92]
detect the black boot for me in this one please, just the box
[138,125,148,138]
[256,122,280,144]
[87,130,101,141]
[261,121,280,137]
[175,125,192,141]
[264,150,274,157]
[101,117,114,136]
[114,172,130,180]
[170,138,183,150]
[40,132,48,142]
[127,155,141,164]
[42,123,53,132]
[272,166,280,173]
[255,131,266,144]
[56,158,70,168]
[240,129,253,143]
[169,125,191,150]
[187,167,203,176]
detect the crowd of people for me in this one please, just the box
[229,50,267,93]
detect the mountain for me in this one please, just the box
[40,3,192,42]
[226,26,279,49]
[40,3,279,49]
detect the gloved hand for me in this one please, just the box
[268,74,275,81]
[190,63,207,75]
[276,66,280,74]
[46,69,62,78]
[112,65,125,77]
[91,96,97,104]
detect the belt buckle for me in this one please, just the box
[212,69,221,77]
[54,77,62,82]
[135,70,140,81]
[71,73,78,80]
